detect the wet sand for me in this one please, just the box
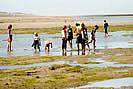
[0,16,133,29]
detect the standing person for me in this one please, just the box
[32,32,41,52]
[7,24,13,52]
[88,25,99,51]
[81,23,89,55]
[67,24,73,51]
[61,25,67,56]
[104,20,109,37]
[74,23,82,55]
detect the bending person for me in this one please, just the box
[45,40,52,52]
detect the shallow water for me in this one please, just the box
[1,31,133,88]
[0,31,133,57]
[1,58,133,69]
[0,61,65,69]
[71,77,133,89]
[73,16,133,22]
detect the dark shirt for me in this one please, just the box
[104,22,108,29]
[82,27,88,39]
[67,28,73,36]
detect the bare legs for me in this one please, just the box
[62,49,67,56]
[77,43,85,55]
[88,40,96,51]
[82,43,85,55]
[77,43,80,55]
[68,40,72,51]
[7,42,11,52]
[85,41,90,51]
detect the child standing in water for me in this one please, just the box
[88,25,99,51]
[32,32,41,52]
[104,20,109,37]
[7,24,13,52]
[61,25,67,56]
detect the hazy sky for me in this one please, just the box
[1,0,133,16]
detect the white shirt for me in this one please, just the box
[34,35,40,40]
[61,30,66,38]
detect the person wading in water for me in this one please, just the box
[7,24,13,52]
[32,32,41,52]
[81,23,88,55]
[67,24,73,51]
[88,25,99,51]
[61,25,67,56]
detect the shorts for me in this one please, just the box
[33,40,40,49]
[62,38,67,49]
[67,35,73,41]
[104,28,108,33]
[8,35,12,42]
[76,34,82,43]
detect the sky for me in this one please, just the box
[0,0,133,16]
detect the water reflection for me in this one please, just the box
[7,51,12,56]
[34,51,40,56]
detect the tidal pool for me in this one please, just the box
[1,58,133,69]
[71,77,133,89]
[0,31,133,57]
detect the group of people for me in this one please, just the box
[61,23,100,56]
[7,20,109,56]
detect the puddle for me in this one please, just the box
[71,63,133,68]
[71,77,133,89]
[0,57,133,70]
[0,61,65,69]
[88,58,116,65]
[1,60,133,69]
[113,69,128,72]
[0,31,133,57]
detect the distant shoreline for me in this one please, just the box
[1,21,133,29]
[79,14,133,17]
[0,16,133,29]
[0,11,133,17]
